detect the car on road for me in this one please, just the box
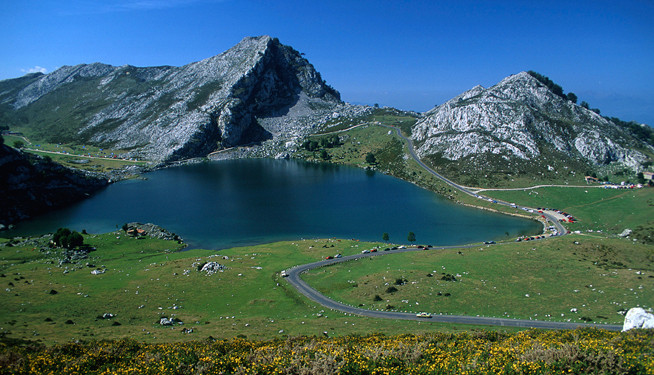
[325,256,334,260]
[483,241,496,244]
[416,312,432,318]
[335,254,342,258]
[280,270,288,277]
[361,250,370,254]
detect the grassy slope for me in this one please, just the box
[3,134,147,173]
[483,186,654,234]
[303,235,653,325]
[1,235,513,345]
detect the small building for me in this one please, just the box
[585,176,599,183]
[643,171,654,181]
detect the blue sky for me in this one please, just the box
[1,0,653,124]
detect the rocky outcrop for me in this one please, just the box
[412,72,648,171]
[0,144,108,226]
[622,307,654,331]
[123,222,182,242]
[0,36,343,162]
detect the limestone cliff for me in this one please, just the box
[412,72,649,172]
[0,36,342,162]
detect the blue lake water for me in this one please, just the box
[6,159,540,249]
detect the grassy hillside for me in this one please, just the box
[483,186,654,235]
[2,134,147,173]
[2,233,517,345]
[303,235,653,325]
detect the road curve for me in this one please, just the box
[281,124,620,330]
[380,125,567,237]
[284,248,622,331]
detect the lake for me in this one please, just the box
[6,159,540,249]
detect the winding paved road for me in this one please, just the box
[282,124,621,330]
[285,249,622,330]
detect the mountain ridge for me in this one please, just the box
[1,36,346,162]
[0,39,651,177]
[412,71,650,181]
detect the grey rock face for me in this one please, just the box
[413,72,647,170]
[0,144,109,225]
[3,36,342,162]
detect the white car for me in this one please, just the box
[416,312,432,318]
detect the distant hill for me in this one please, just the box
[411,72,652,185]
[0,36,351,162]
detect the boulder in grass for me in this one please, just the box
[622,307,654,331]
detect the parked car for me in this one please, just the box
[416,312,432,318]
[483,241,496,245]
[325,256,334,260]
[335,254,342,258]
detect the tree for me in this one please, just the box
[13,140,24,149]
[382,232,389,242]
[122,223,129,232]
[580,101,589,109]
[566,92,578,103]
[0,134,4,146]
[320,149,330,160]
[67,231,84,248]
[53,228,71,248]
[637,172,645,184]
[365,152,376,164]
[302,140,319,151]
[407,232,416,243]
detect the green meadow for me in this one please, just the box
[2,234,519,345]
[303,235,653,325]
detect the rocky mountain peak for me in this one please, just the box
[1,36,343,162]
[413,72,648,173]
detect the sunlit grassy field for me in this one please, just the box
[303,235,653,325]
[3,134,147,173]
[483,186,654,234]
[2,233,518,345]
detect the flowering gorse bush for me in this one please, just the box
[1,328,652,374]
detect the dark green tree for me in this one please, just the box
[320,149,330,160]
[407,231,416,243]
[122,223,129,232]
[53,228,71,248]
[382,232,389,242]
[365,152,376,164]
[580,101,589,109]
[67,231,84,248]
[302,140,319,151]
[13,140,24,149]
[0,134,4,146]
[566,92,578,103]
